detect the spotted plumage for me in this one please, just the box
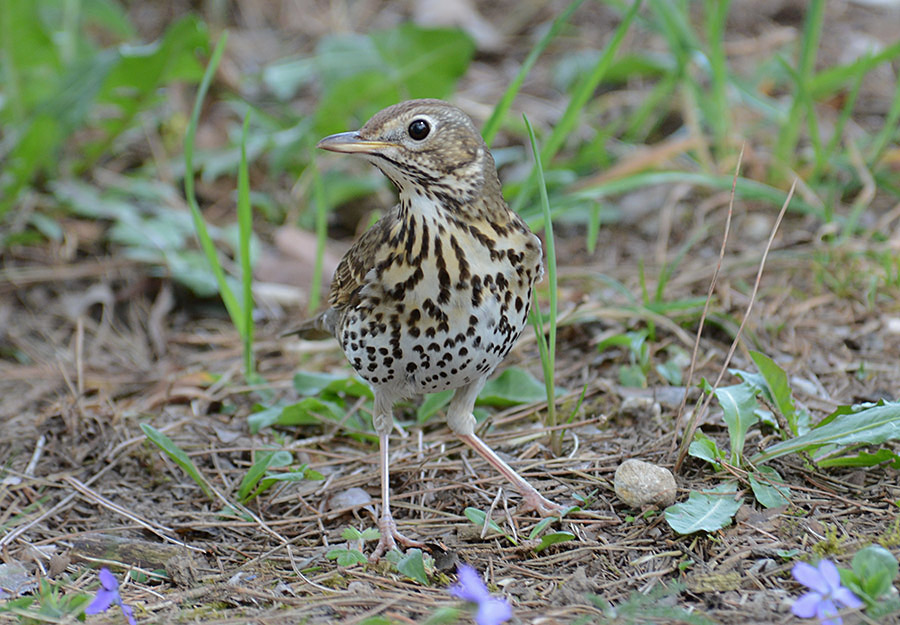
[295,99,563,559]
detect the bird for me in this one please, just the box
[295,99,564,559]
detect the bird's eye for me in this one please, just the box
[408,119,430,141]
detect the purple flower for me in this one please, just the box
[791,560,863,625]
[85,568,137,625]
[449,564,512,625]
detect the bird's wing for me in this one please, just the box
[328,212,392,311]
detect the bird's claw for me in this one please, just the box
[518,491,567,518]
[369,514,426,562]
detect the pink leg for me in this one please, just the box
[458,433,564,516]
[370,431,425,561]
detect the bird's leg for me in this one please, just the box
[457,431,565,517]
[448,383,564,516]
[370,406,425,562]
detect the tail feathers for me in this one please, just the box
[283,308,338,340]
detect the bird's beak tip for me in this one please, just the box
[317,132,394,154]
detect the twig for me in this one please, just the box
[675,177,797,472]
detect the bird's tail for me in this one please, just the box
[282,308,338,340]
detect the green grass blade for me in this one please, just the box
[237,111,255,378]
[869,66,900,165]
[140,423,215,499]
[771,0,824,175]
[525,114,561,456]
[183,34,244,330]
[481,0,585,147]
[512,0,642,214]
[703,0,732,156]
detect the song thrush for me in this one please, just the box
[297,99,564,559]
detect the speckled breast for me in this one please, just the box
[338,219,540,398]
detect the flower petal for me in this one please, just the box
[475,597,513,625]
[84,588,115,615]
[98,568,119,591]
[833,586,864,609]
[121,602,138,625]
[450,564,491,603]
[792,562,829,594]
[791,592,822,618]
[816,597,840,625]
[817,560,841,592]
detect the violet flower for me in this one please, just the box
[791,560,863,625]
[85,567,137,625]
[449,564,512,625]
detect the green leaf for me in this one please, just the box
[752,400,900,464]
[326,548,367,567]
[748,466,791,508]
[852,545,899,601]
[688,432,724,466]
[341,527,363,541]
[236,450,292,502]
[477,367,555,407]
[293,371,372,398]
[416,390,453,423]
[140,423,214,499]
[463,507,517,545]
[748,351,797,432]
[396,548,429,585]
[527,516,557,541]
[248,398,345,433]
[422,606,463,625]
[535,531,576,553]
[715,383,759,463]
[816,448,900,468]
[664,482,743,534]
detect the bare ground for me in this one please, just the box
[2,1,900,624]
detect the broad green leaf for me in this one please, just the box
[748,351,797,433]
[422,607,463,625]
[688,432,723,466]
[416,390,453,423]
[715,383,759,463]
[748,467,791,508]
[535,531,576,553]
[248,398,344,433]
[397,548,429,585]
[527,516,557,541]
[752,401,900,464]
[243,467,324,502]
[341,527,362,540]
[477,367,555,407]
[664,482,743,534]
[852,545,899,601]
[236,450,292,502]
[140,423,214,499]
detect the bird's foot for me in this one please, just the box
[369,514,425,562]
[517,489,568,518]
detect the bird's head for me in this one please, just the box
[317,99,498,204]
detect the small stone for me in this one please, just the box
[619,396,662,422]
[614,459,677,508]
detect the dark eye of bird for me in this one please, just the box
[408,119,430,141]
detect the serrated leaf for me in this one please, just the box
[341,527,362,541]
[715,383,759,463]
[664,482,743,534]
[753,400,900,464]
[326,548,367,567]
[748,467,791,508]
[140,423,214,499]
[535,531,576,553]
[397,548,429,585]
